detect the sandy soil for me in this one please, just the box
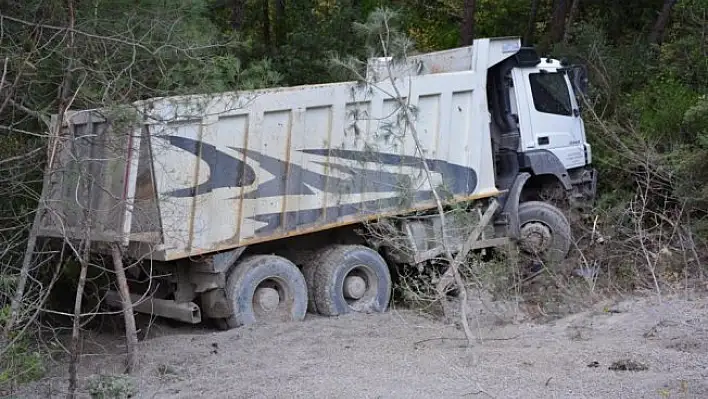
[11,291,708,399]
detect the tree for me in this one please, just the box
[263,0,272,52]
[547,0,570,45]
[564,0,581,42]
[460,0,477,45]
[231,0,247,31]
[331,7,508,346]
[649,0,679,44]
[275,0,287,48]
[0,0,280,391]
[524,0,540,45]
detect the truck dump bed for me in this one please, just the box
[37,37,522,261]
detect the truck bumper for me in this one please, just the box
[569,166,598,209]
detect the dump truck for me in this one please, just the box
[37,37,597,329]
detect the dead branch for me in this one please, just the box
[0,12,224,56]
[413,334,520,347]
[111,244,138,374]
[335,12,485,345]
[67,243,88,399]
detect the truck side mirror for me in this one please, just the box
[569,65,588,97]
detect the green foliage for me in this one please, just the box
[87,374,137,399]
[552,21,655,111]
[160,56,282,94]
[549,0,706,236]
[0,0,283,334]
[353,7,415,61]
[663,0,708,88]
[398,0,533,51]
[271,0,367,85]
[627,76,700,143]
[0,308,46,389]
[665,97,708,209]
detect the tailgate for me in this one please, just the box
[37,109,142,246]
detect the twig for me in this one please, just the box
[463,384,497,398]
[0,147,43,165]
[413,334,521,347]
[0,56,8,92]
[0,12,224,56]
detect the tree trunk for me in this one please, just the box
[230,0,246,31]
[274,0,286,48]
[67,242,89,399]
[547,0,570,45]
[3,203,41,337]
[460,0,477,46]
[563,0,580,43]
[523,0,540,45]
[111,244,138,374]
[649,0,678,45]
[262,0,272,53]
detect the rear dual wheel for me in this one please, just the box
[223,255,308,329]
[221,245,393,329]
[304,245,393,317]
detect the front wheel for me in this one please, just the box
[517,201,572,266]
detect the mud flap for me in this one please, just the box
[499,172,531,240]
[201,288,233,319]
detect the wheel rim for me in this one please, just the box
[343,265,378,312]
[519,221,553,255]
[252,277,293,321]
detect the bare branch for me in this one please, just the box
[0,12,225,56]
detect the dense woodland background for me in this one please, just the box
[0,0,706,390]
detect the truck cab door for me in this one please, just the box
[519,68,586,170]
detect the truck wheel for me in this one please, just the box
[518,201,572,265]
[224,255,308,328]
[302,257,320,314]
[310,245,392,317]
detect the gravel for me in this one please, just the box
[12,292,708,398]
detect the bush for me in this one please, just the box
[0,306,46,391]
[87,374,137,399]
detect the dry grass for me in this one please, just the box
[390,197,707,328]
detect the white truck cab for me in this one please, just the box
[514,59,588,169]
[485,47,597,208]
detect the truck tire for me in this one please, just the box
[310,245,392,317]
[518,201,572,265]
[302,256,321,315]
[224,255,308,328]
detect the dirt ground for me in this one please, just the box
[11,290,708,399]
